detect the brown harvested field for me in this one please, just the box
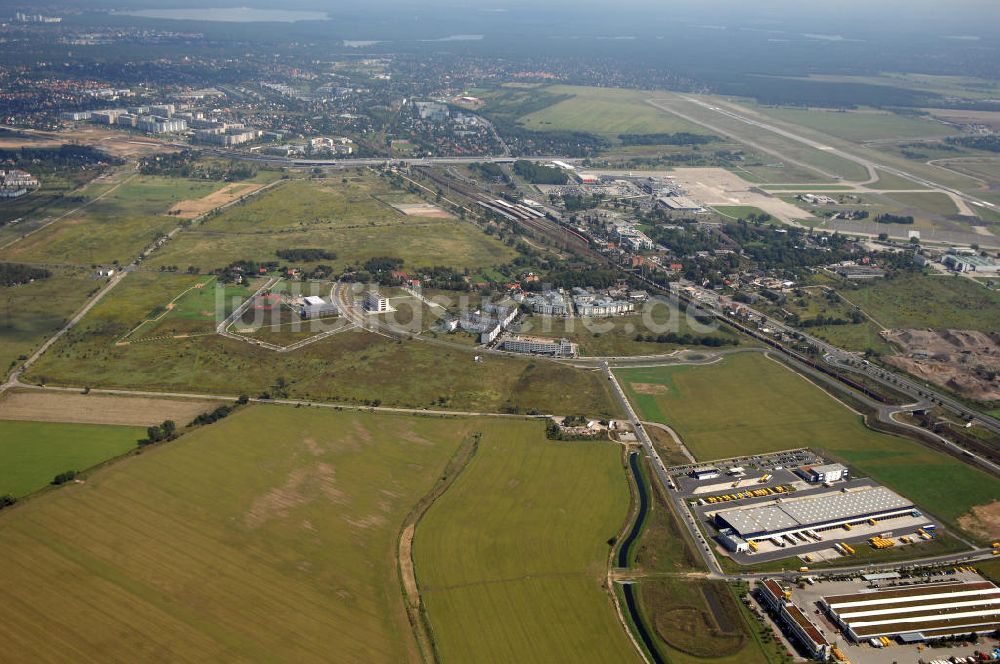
[0,390,219,426]
[167,182,266,218]
[390,202,454,218]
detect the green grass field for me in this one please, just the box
[645,95,870,182]
[27,272,621,417]
[144,175,515,273]
[712,206,771,220]
[195,177,425,233]
[517,85,710,139]
[126,276,253,340]
[414,420,640,663]
[0,268,98,372]
[844,273,1000,332]
[635,578,775,664]
[0,406,488,662]
[751,107,957,143]
[0,174,225,267]
[881,191,960,216]
[0,420,143,497]
[615,352,1000,541]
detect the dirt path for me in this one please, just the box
[396,432,481,664]
[166,182,265,219]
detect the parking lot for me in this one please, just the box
[668,449,947,566]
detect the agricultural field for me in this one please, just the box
[0,174,226,266]
[615,352,1000,542]
[0,166,101,227]
[517,85,710,140]
[0,267,99,373]
[25,272,621,417]
[414,419,640,664]
[0,419,143,497]
[841,273,1000,332]
[0,390,217,427]
[0,406,486,662]
[145,175,516,273]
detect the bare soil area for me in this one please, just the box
[167,182,265,218]
[958,500,1000,541]
[1,127,177,157]
[390,202,453,218]
[883,328,1000,401]
[0,391,218,426]
[631,382,669,395]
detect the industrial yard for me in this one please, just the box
[669,449,952,566]
[753,570,1000,664]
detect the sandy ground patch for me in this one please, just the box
[1,126,177,157]
[166,182,265,219]
[0,137,62,149]
[883,328,1000,402]
[0,391,218,426]
[244,462,345,529]
[631,382,669,395]
[390,202,453,218]
[958,500,1000,541]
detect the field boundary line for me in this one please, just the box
[397,431,481,664]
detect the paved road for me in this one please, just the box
[603,361,726,577]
